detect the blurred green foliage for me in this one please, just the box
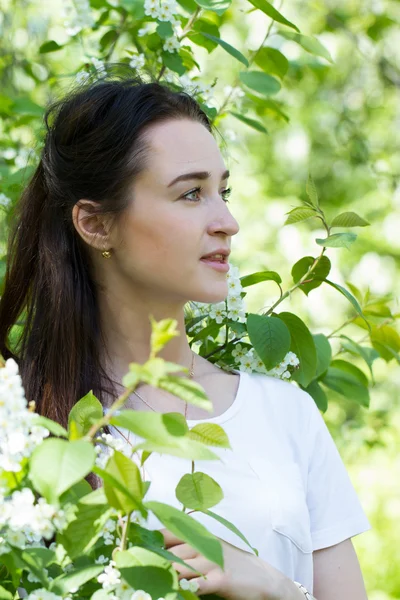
[0,0,399,597]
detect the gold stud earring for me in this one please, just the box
[101,249,112,259]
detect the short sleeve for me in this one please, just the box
[303,391,372,551]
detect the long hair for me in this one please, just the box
[0,67,212,429]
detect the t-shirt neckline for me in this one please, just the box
[186,368,245,425]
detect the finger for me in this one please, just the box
[168,543,198,560]
[173,556,210,580]
[159,528,184,548]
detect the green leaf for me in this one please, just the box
[194,0,231,15]
[150,316,180,356]
[51,564,104,595]
[247,313,291,370]
[371,325,400,362]
[188,423,231,448]
[115,547,178,599]
[315,232,357,249]
[247,0,299,31]
[200,33,248,66]
[276,312,317,387]
[240,270,281,287]
[239,71,281,96]
[0,585,13,600]
[313,334,332,378]
[39,40,63,53]
[303,380,328,412]
[157,21,174,39]
[145,501,224,568]
[291,255,331,296]
[188,20,220,52]
[338,335,378,382]
[161,51,187,75]
[322,279,371,332]
[29,439,95,503]
[176,472,224,510]
[284,206,316,225]
[306,173,319,207]
[229,111,268,134]
[254,47,289,78]
[136,438,219,461]
[59,479,92,506]
[31,414,68,438]
[201,509,259,555]
[102,450,144,514]
[57,501,112,559]
[19,548,56,586]
[158,376,212,410]
[330,359,369,387]
[331,211,370,227]
[278,31,333,63]
[12,97,44,117]
[99,29,118,51]
[68,390,103,439]
[111,411,190,444]
[321,367,370,407]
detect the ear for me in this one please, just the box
[72,200,114,251]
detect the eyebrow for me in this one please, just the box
[167,169,230,187]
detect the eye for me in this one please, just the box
[181,186,232,203]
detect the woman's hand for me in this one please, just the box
[160,529,303,600]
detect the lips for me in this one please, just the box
[201,249,231,261]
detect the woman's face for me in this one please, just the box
[111,118,240,305]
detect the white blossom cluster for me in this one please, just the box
[94,431,135,469]
[26,590,63,600]
[143,0,182,53]
[0,358,49,473]
[189,265,300,379]
[62,0,94,36]
[163,72,216,104]
[0,488,68,553]
[97,560,165,600]
[179,578,199,592]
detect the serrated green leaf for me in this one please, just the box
[145,501,224,567]
[158,376,212,410]
[276,312,317,387]
[115,547,178,599]
[229,111,268,133]
[284,206,316,225]
[188,422,231,447]
[136,438,219,461]
[278,31,333,63]
[331,211,370,227]
[176,472,223,509]
[315,232,357,249]
[57,502,112,559]
[247,0,299,31]
[306,173,319,206]
[247,313,291,370]
[239,71,281,96]
[240,270,281,287]
[200,33,248,66]
[291,255,331,296]
[30,439,95,503]
[150,316,180,356]
[68,390,103,440]
[101,450,144,514]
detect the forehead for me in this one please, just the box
[142,119,226,183]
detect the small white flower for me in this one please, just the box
[179,578,190,590]
[163,36,180,53]
[97,560,121,591]
[76,70,89,84]
[130,591,152,600]
[129,54,146,69]
[27,590,63,600]
[95,554,109,564]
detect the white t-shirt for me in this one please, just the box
[111,369,371,593]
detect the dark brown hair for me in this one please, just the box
[0,67,212,428]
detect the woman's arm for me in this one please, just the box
[313,539,368,600]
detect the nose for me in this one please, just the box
[207,199,240,238]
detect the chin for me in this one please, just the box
[191,285,229,305]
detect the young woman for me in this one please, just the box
[0,72,371,600]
